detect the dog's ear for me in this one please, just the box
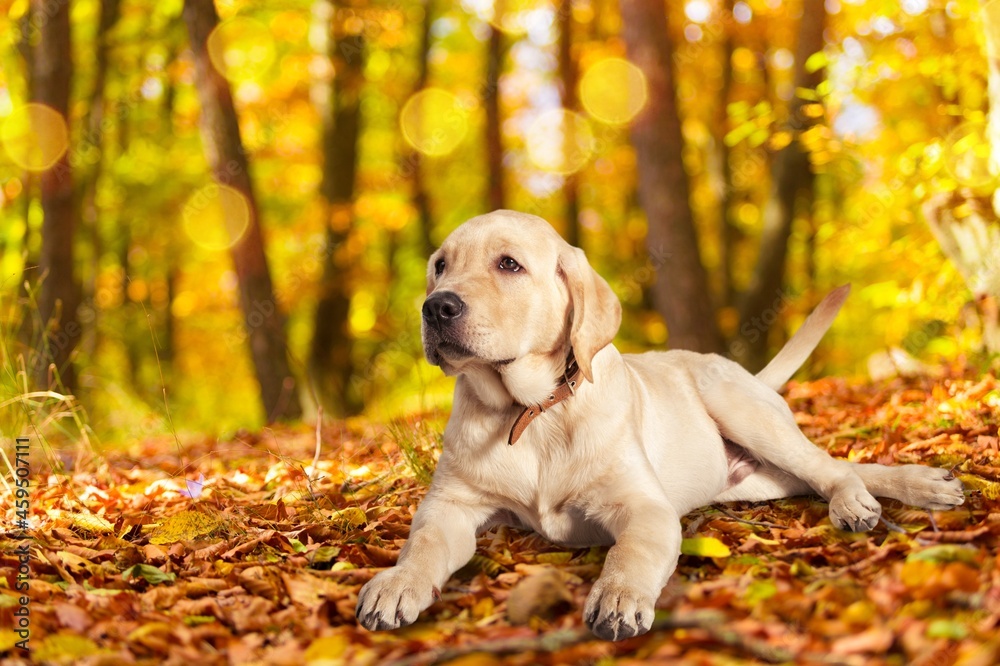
[558,246,622,383]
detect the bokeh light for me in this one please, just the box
[982,0,1000,59]
[1,103,70,172]
[579,58,648,125]
[943,121,995,188]
[400,88,469,157]
[525,109,594,174]
[183,183,251,251]
[207,17,276,82]
[468,0,551,36]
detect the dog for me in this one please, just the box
[356,210,965,641]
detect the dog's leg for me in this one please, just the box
[702,378,883,531]
[584,495,681,641]
[848,463,964,510]
[714,466,812,503]
[356,493,491,631]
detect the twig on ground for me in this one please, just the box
[714,505,786,530]
[311,406,323,480]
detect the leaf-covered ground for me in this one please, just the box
[3,374,1000,665]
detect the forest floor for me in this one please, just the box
[2,372,1000,665]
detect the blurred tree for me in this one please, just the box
[735,0,826,370]
[411,0,436,256]
[182,0,302,421]
[32,0,81,391]
[620,0,723,353]
[485,24,505,211]
[79,0,122,361]
[559,0,580,248]
[309,0,366,416]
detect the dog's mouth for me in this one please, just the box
[427,339,516,368]
[436,341,476,360]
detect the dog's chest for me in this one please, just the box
[458,437,612,546]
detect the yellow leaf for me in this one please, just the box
[148,510,220,545]
[34,633,102,664]
[959,475,999,499]
[536,552,573,565]
[330,506,367,528]
[72,512,114,534]
[0,629,21,652]
[305,634,349,663]
[681,537,731,558]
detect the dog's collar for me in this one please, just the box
[507,352,582,445]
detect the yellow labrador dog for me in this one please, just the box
[357,210,965,641]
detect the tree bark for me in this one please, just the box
[412,0,435,256]
[736,0,825,370]
[559,0,581,248]
[619,0,723,353]
[485,25,505,211]
[716,0,737,310]
[32,0,81,391]
[182,0,302,421]
[79,0,122,361]
[309,0,366,416]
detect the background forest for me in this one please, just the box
[2,0,1000,443]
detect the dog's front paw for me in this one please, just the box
[356,568,437,631]
[583,578,655,641]
[829,486,882,532]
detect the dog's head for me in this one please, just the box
[422,210,621,399]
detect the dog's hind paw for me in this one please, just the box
[583,578,655,641]
[888,465,966,510]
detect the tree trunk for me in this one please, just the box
[736,0,826,370]
[412,0,435,256]
[716,0,737,310]
[79,0,122,361]
[309,0,366,416]
[619,0,723,353]
[559,0,581,248]
[182,0,302,421]
[32,0,81,391]
[485,25,505,211]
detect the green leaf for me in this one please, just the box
[926,619,969,640]
[907,545,978,565]
[744,579,778,604]
[536,552,573,565]
[289,538,307,553]
[681,537,731,558]
[122,563,176,585]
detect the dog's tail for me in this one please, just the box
[755,284,851,391]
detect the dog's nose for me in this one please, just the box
[422,291,465,328]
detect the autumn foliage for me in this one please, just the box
[1,373,998,663]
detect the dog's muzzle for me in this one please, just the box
[422,291,465,331]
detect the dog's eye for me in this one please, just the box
[434,258,445,276]
[499,256,521,272]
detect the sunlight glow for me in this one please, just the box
[1,103,70,172]
[944,121,995,188]
[207,17,276,82]
[400,88,469,157]
[525,108,594,174]
[465,0,552,36]
[579,58,648,125]
[182,183,252,251]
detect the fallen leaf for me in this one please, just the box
[148,510,220,545]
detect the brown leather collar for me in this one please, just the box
[507,353,582,445]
